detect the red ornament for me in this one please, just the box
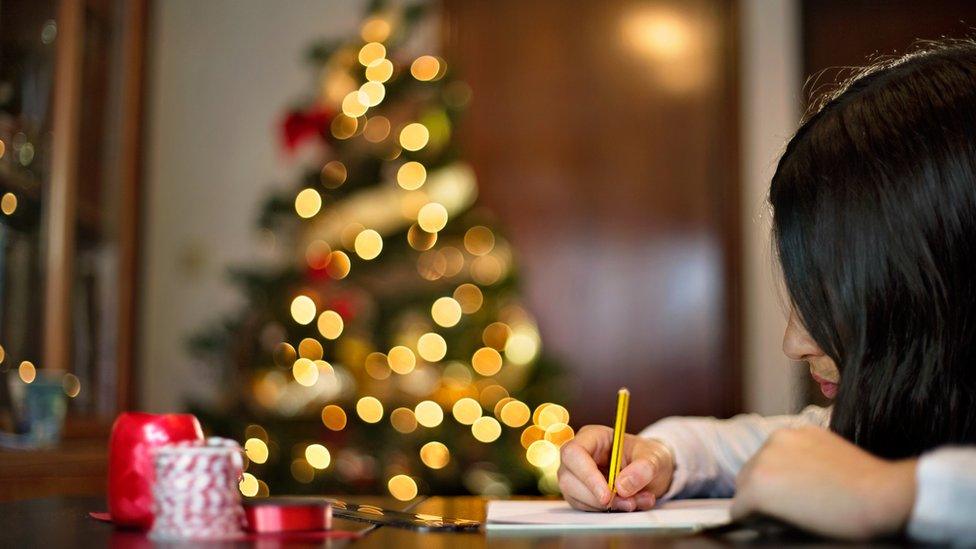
[108,412,204,529]
[281,105,335,152]
[329,296,356,322]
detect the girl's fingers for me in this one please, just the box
[558,467,609,509]
[614,458,656,498]
[565,495,604,513]
[633,490,657,510]
[559,440,612,505]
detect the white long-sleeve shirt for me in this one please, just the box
[640,406,976,545]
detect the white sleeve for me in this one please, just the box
[906,446,976,545]
[638,406,830,499]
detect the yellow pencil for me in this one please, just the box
[606,387,630,509]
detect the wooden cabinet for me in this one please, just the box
[0,0,146,463]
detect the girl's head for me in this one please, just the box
[770,40,976,458]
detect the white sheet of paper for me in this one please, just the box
[486,499,732,532]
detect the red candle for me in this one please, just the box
[107,412,203,529]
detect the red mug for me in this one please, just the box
[107,412,203,529]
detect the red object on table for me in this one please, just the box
[244,499,333,533]
[107,412,203,529]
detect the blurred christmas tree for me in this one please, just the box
[189,0,572,501]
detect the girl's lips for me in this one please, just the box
[810,372,838,399]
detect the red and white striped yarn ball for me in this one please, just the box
[149,437,245,540]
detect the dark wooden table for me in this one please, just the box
[0,495,906,547]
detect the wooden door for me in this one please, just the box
[444,0,741,426]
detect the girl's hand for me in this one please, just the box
[732,426,917,539]
[557,425,674,512]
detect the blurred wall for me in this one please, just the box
[140,0,366,411]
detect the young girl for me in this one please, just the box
[559,40,976,544]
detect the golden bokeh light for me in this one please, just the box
[410,55,441,81]
[239,473,259,496]
[315,359,334,376]
[363,116,391,143]
[305,240,332,269]
[290,295,316,325]
[417,250,446,281]
[326,250,351,279]
[323,70,356,105]
[500,400,531,428]
[396,161,427,190]
[399,123,429,151]
[317,310,344,340]
[440,246,464,277]
[472,347,503,376]
[245,424,269,442]
[387,345,417,375]
[1,193,17,215]
[331,114,358,139]
[360,16,391,42]
[321,160,347,188]
[483,322,512,350]
[536,403,570,429]
[452,397,482,425]
[419,441,450,469]
[471,255,504,285]
[464,226,495,256]
[521,425,545,449]
[414,400,444,428]
[62,373,81,398]
[291,459,315,483]
[482,384,510,411]
[305,444,331,469]
[0,344,5,363]
[431,296,462,328]
[295,188,322,219]
[298,337,324,360]
[407,223,438,251]
[471,416,502,443]
[245,438,269,464]
[443,361,473,387]
[18,361,35,383]
[358,42,386,66]
[544,422,575,447]
[354,229,383,260]
[453,284,483,314]
[321,405,347,431]
[365,58,394,82]
[357,396,384,423]
[342,91,369,118]
[493,396,515,417]
[388,474,418,501]
[292,358,319,387]
[526,439,559,468]
[416,332,447,362]
[505,329,540,365]
[390,407,418,433]
[365,352,391,380]
[359,81,386,107]
[416,202,448,232]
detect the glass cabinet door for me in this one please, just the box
[0,0,60,435]
[0,0,145,440]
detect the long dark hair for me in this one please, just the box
[770,40,976,458]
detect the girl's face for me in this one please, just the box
[783,309,840,399]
